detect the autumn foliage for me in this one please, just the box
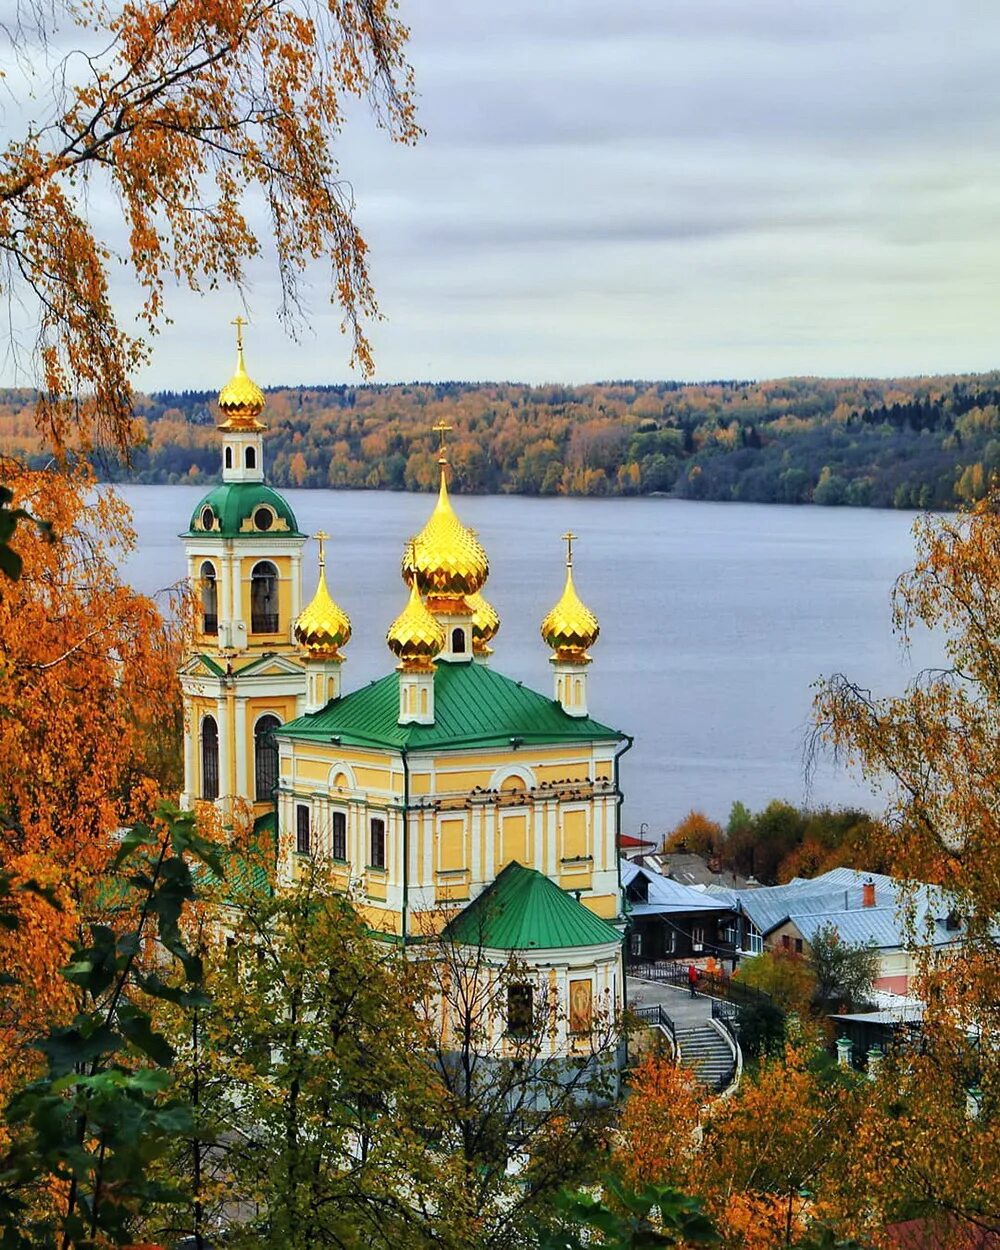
[0,462,182,1108]
[0,0,416,455]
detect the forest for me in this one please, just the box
[4,371,1000,507]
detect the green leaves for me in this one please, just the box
[538,1176,719,1249]
[0,802,224,1248]
[0,484,53,585]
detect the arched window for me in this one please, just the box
[251,561,278,633]
[451,627,466,654]
[245,446,256,469]
[201,716,219,801]
[224,446,233,469]
[200,561,218,634]
[254,714,281,801]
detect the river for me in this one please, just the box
[116,485,940,837]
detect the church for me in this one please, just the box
[178,326,632,1057]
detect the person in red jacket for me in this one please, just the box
[688,963,698,998]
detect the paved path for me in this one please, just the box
[627,978,716,1030]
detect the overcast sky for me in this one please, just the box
[40,2,1000,387]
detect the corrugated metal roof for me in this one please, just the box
[622,861,731,913]
[791,907,912,949]
[728,868,960,950]
[274,659,624,752]
[443,861,621,951]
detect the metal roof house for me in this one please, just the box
[622,860,741,966]
[712,868,963,995]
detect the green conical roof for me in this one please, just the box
[443,861,621,951]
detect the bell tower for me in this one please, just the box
[178,321,307,814]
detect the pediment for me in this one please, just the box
[235,652,304,679]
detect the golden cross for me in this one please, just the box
[432,420,452,454]
[314,530,330,568]
[562,530,578,566]
[231,315,247,352]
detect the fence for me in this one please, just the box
[630,1003,678,1057]
[630,960,772,1015]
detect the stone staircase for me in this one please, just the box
[675,1022,736,1092]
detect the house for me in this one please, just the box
[622,860,739,966]
[716,867,962,995]
[619,832,660,860]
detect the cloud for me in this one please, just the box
[5,0,1000,389]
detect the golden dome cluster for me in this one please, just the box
[387,583,446,669]
[218,317,266,429]
[388,423,500,664]
[403,461,489,601]
[295,533,351,659]
[541,531,600,662]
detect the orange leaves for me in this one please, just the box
[0,462,183,1105]
[614,1055,701,1192]
[0,0,417,458]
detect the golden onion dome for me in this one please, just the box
[294,534,351,656]
[466,591,500,654]
[540,532,599,660]
[218,319,266,428]
[404,458,489,598]
[387,583,446,668]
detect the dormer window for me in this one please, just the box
[253,506,274,532]
[200,506,215,531]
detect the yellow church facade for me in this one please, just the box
[179,329,631,1052]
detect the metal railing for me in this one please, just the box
[631,960,773,1011]
[630,1003,678,1057]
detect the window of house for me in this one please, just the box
[629,931,642,957]
[250,561,278,633]
[721,919,739,946]
[296,805,310,855]
[332,810,347,861]
[747,924,763,955]
[201,716,219,801]
[200,561,218,634]
[781,934,791,951]
[507,984,533,1036]
[794,938,803,954]
[370,817,386,870]
[692,925,705,950]
[254,715,280,801]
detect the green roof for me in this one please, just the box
[184,482,302,539]
[273,660,624,752]
[443,861,621,950]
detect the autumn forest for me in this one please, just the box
[4,372,999,508]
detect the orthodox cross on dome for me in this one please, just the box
[432,420,452,460]
[562,530,578,567]
[313,530,330,569]
[231,315,247,352]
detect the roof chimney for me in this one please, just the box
[862,879,876,908]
